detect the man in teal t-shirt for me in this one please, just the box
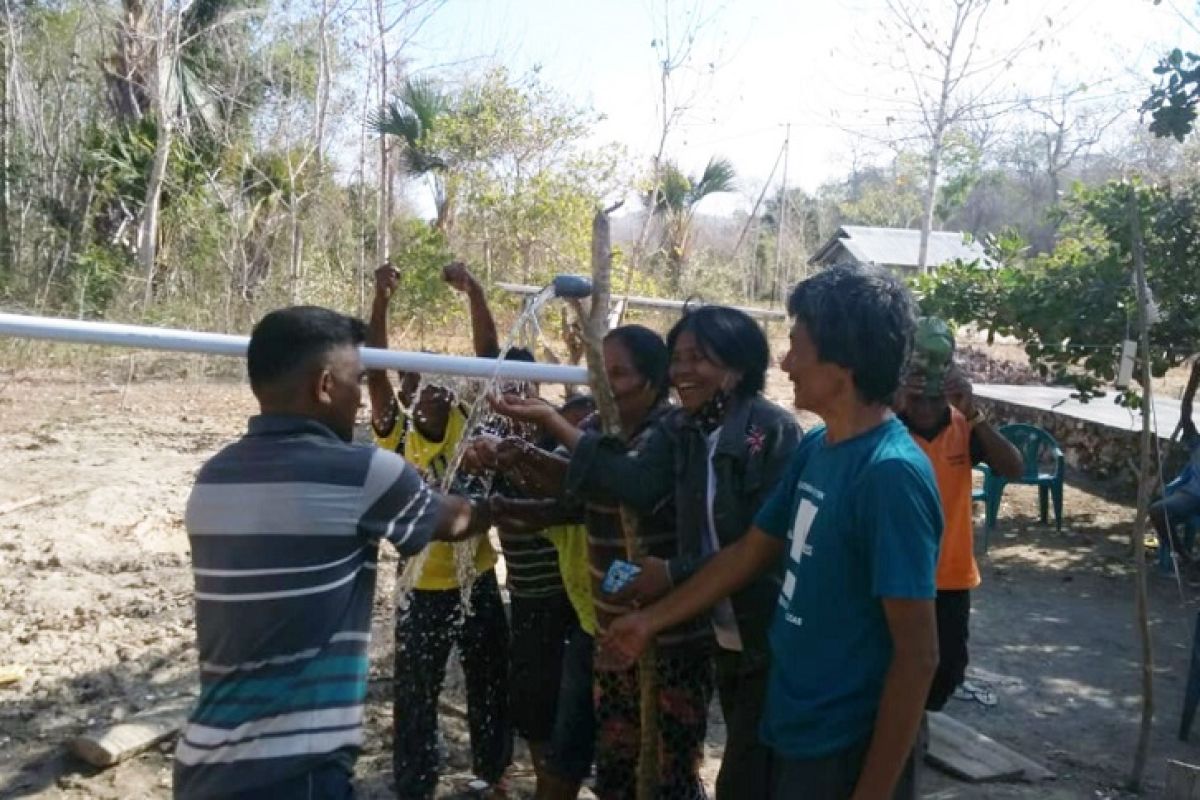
[753,419,941,762]
[607,264,942,799]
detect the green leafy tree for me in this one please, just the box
[1143,47,1200,142]
[389,219,457,338]
[912,180,1200,401]
[432,69,623,287]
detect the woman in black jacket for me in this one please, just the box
[491,306,801,800]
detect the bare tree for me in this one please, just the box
[137,0,183,310]
[623,0,728,298]
[882,0,1052,271]
[1023,83,1123,204]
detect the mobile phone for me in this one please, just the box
[601,559,642,595]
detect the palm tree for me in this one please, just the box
[649,157,736,291]
[101,0,264,306]
[372,78,458,234]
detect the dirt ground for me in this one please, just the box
[3,354,1200,799]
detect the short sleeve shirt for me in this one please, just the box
[175,414,444,798]
[375,400,497,590]
[753,416,942,759]
[907,408,980,590]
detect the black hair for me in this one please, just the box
[665,306,769,397]
[604,324,669,400]
[247,306,366,391]
[786,263,916,404]
[560,394,597,415]
[505,346,536,363]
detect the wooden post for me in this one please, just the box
[576,207,659,800]
[773,123,790,305]
[1127,190,1156,792]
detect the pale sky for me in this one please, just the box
[396,0,1187,212]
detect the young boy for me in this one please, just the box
[368,263,511,799]
[894,318,1022,710]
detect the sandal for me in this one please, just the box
[953,680,997,707]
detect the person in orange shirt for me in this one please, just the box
[895,327,1023,711]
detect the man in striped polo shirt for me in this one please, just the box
[174,306,492,800]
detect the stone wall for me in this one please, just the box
[974,396,1184,503]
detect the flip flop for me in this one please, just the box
[953,679,998,707]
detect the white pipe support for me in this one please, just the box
[0,312,589,384]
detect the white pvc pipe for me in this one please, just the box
[0,312,589,384]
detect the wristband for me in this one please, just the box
[966,408,987,427]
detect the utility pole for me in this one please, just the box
[773,123,791,304]
[732,136,786,301]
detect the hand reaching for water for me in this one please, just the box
[488,392,557,425]
[460,434,502,474]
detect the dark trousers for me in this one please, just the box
[545,621,597,783]
[509,590,573,743]
[926,589,971,711]
[767,721,924,800]
[713,648,771,800]
[393,570,512,799]
[218,761,354,799]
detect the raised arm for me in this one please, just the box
[367,265,403,434]
[947,366,1023,479]
[444,261,499,358]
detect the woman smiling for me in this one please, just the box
[490,305,800,800]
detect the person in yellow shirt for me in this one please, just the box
[895,321,1023,711]
[368,262,514,800]
[485,394,597,800]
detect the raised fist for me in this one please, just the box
[442,261,477,293]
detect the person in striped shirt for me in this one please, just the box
[174,306,491,800]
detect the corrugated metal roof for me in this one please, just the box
[808,226,988,268]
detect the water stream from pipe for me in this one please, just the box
[393,282,572,608]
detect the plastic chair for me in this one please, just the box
[1157,467,1200,573]
[971,466,987,504]
[980,424,1065,550]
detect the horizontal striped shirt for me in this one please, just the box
[174,414,443,799]
[575,409,712,651]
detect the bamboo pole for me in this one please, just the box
[575,207,659,800]
[1127,189,1156,791]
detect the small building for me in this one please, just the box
[808,225,988,273]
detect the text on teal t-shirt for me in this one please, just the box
[753,416,943,759]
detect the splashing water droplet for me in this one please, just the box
[394,282,568,613]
